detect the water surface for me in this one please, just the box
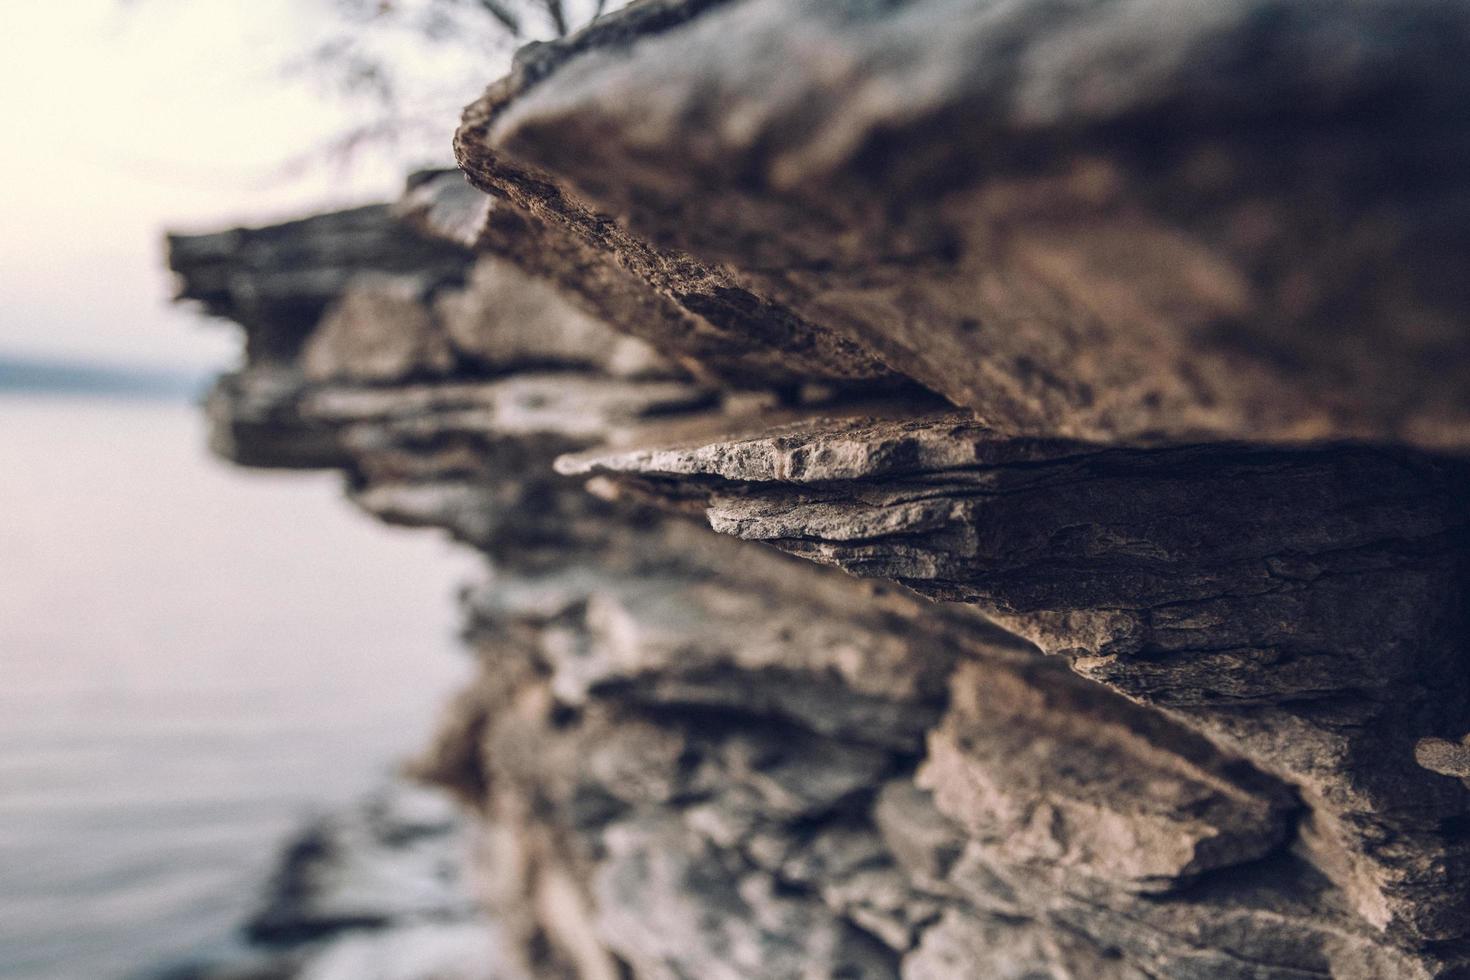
[0,394,477,979]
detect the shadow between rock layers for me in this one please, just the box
[167,1,1470,976]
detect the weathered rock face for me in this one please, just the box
[168,0,1470,976]
[167,204,472,367]
[562,409,1470,941]
[459,0,1470,451]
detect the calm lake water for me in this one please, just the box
[0,393,478,980]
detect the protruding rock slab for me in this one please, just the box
[434,257,674,379]
[563,409,1470,940]
[463,0,1470,450]
[453,3,916,393]
[303,275,457,383]
[922,661,1295,895]
[170,48,1470,975]
[169,204,471,365]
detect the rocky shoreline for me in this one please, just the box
[145,781,505,980]
[165,1,1470,977]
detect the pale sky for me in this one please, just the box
[0,0,493,372]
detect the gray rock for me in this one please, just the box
[150,784,520,980]
[169,204,470,365]
[902,908,1149,980]
[434,258,675,379]
[247,784,483,944]
[466,0,1470,450]
[165,5,1470,971]
[302,275,456,383]
[566,408,1470,942]
[921,661,1295,895]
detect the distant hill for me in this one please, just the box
[0,354,207,400]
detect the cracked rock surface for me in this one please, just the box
[168,0,1470,976]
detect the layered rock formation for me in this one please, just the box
[169,1,1470,976]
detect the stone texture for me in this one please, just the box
[303,275,456,383]
[460,0,1470,450]
[566,409,1470,943]
[168,205,471,365]
[164,3,1470,975]
[921,661,1294,896]
[433,258,673,379]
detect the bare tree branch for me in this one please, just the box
[542,0,569,37]
[122,0,623,177]
[472,0,522,36]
